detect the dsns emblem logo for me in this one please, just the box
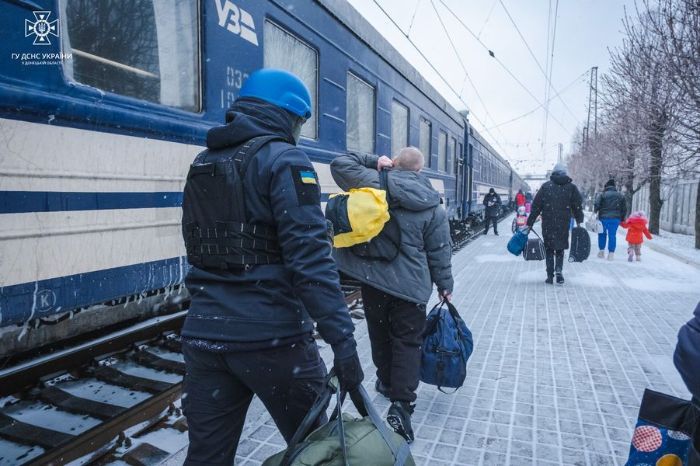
[215,0,259,46]
[25,11,59,45]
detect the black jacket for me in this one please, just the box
[594,187,627,220]
[181,99,356,359]
[483,192,502,218]
[527,171,584,250]
[674,302,700,399]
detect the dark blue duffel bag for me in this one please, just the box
[420,300,473,392]
[507,228,528,256]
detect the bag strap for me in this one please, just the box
[281,373,336,466]
[528,228,543,240]
[231,135,286,222]
[351,386,411,466]
[282,374,410,466]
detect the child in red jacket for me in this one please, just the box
[621,211,652,262]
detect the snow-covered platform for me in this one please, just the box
[164,221,700,466]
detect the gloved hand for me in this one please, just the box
[334,351,364,392]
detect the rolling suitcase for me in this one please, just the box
[523,230,545,261]
[569,226,591,262]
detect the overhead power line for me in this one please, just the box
[497,0,577,123]
[435,0,570,134]
[487,69,589,130]
[541,0,560,157]
[429,0,506,140]
[370,0,511,157]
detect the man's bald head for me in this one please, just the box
[393,146,425,171]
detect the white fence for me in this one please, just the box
[632,179,698,235]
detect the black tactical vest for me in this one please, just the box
[182,136,284,270]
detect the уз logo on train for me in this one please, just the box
[215,0,259,46]
[25,11,59,46]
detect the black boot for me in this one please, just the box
[387,401,415,443]
[556,273,565,284]
[545,275,554,284]
[375,379,391,399]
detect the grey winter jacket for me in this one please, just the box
[330,153,454,304]
[595,187,627,220]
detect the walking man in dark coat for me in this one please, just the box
[483,188,502,235]
[180,69,362,465]
[526,163,584,284]
[330,147,454,443]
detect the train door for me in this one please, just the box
[466,143,474,216]
[456,142,463,217]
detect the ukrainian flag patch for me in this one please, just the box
[299,170,317,185]
[291,165,321,206]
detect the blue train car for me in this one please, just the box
[0,0,524,347]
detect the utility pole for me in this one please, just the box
[585,66,598,148]
[557,143,563,163]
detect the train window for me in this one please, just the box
[419,119,431,167]
[62,0,200,112]
[438,131,447,172]
[264,21,318,139]
[346,73,375,153]
[391,100,409,156]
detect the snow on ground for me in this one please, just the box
[145,347,185,363]
[584,210,700,268]
[163,216,699,466]
[644,229,700,267]
[107,361,181,384]
[132,428,190,454]
[3,401,101,434]
[0,438,44,465]
[57,378,151,408]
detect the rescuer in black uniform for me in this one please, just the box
[180,69,363,465]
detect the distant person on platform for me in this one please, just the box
[594,179,627,260]
[525,191,533,214]
[483,188,502,235]
[525,163,584,284]
[516,189,526,209]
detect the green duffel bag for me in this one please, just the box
[263,374,414,466]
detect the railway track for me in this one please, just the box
[0,218,493,466]
[0,289,362,466]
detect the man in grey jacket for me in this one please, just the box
[330,147,454,443]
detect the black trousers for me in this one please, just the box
[545,248,565,277]
[361,284,426,403]
[182,337,327,465]
[484,217,498,234]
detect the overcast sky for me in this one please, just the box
[348,0,635,175]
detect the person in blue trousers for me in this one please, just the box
[594,179,627,260]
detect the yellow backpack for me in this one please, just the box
[325,170,401,261]
[326,187,390,248]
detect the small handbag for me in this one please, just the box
[625,389,700,465]
[522,230,546,261]
[595,215,605,234]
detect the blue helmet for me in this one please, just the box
[239,68,312,119]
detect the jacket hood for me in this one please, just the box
[550,171,572,185]
[627,211,648,223]
[206,98,295,150]
[386,170,440,211]
[626,216,648,226]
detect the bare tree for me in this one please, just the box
[644,0,700,247]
